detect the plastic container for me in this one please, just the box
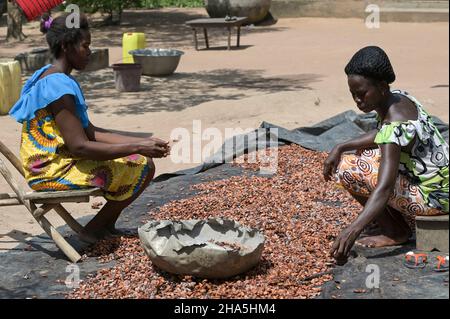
[8,61,22,108]
[0,60,22,115]
[122,33,146,64]
[0,66,7,114]
[111,63,143,92]
[15,0,64,21]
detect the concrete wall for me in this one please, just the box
[271,0,449,22]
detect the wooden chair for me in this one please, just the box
[0,140,104,262]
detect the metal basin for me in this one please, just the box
[138,218,265,279]
[129,49,184,76]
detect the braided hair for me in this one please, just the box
[40,13,90,59]
[345,46,396,84]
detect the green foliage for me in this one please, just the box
[66,0,141,14]
[64,0,203,24]
[66,0,204,13]
[139,0,204,8]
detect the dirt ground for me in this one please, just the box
[0,8,448,251]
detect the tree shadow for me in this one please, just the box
[74,68,323,115]
[90,9,287,50]
[196,45,254,51]
[0,229,63,258]
[0,8,286,53]
[364,242,416,259]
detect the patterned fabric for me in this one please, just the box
[12,66,150,201]
[337,148,445,217]
[373,90,449,213]
[20,108,150,201]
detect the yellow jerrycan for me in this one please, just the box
[8,61,22,109]
[0,60,22,115]
[122,32,146,63]
[0,63,13,115]
[0,65,6,115]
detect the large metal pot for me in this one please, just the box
[205,0,272,24]
[138,218,265,279]
[129,49,184,77]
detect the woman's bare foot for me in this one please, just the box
[78,231,101,244]
[356,233,410,248]
[106,225,132,236]
[79,227,112,244]
[360,222,382,237]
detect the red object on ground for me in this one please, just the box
[15,0,64,21]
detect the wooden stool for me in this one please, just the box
[186,17,249,51]
[1,140,104,263]
[415,215,449,253]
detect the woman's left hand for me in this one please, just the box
[330,223,363,264]
[150,137,171,152]
[323,146,342,181]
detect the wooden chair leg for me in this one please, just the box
[237,26,241,47]
[0,140,25,177]
[54,204,85,234]
[203,28,209,49]
[32,203,55,219]
[193,28,198,51]
[35,213,82,263]
[29,201,82,263]
[1,146,83,263]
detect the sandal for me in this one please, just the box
[403,251,428,269]
[433,255,449,272]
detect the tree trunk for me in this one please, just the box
[6,0,26,42]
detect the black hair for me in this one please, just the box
[345,46,396,84]
[40,13,90,59]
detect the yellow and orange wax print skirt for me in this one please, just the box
[336,148,446,217]
[20,108,150,201]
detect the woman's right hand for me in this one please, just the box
[137,138,171,158]
[323,145,343,181]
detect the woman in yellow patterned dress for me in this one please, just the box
[9,13,171,242]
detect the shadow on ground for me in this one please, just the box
[74,68,322,115]
[320,243,449,299]
[91,9,287,50]
[0,8,285,51]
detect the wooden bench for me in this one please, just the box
[186,17,249,51]
[0,140,104,263]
